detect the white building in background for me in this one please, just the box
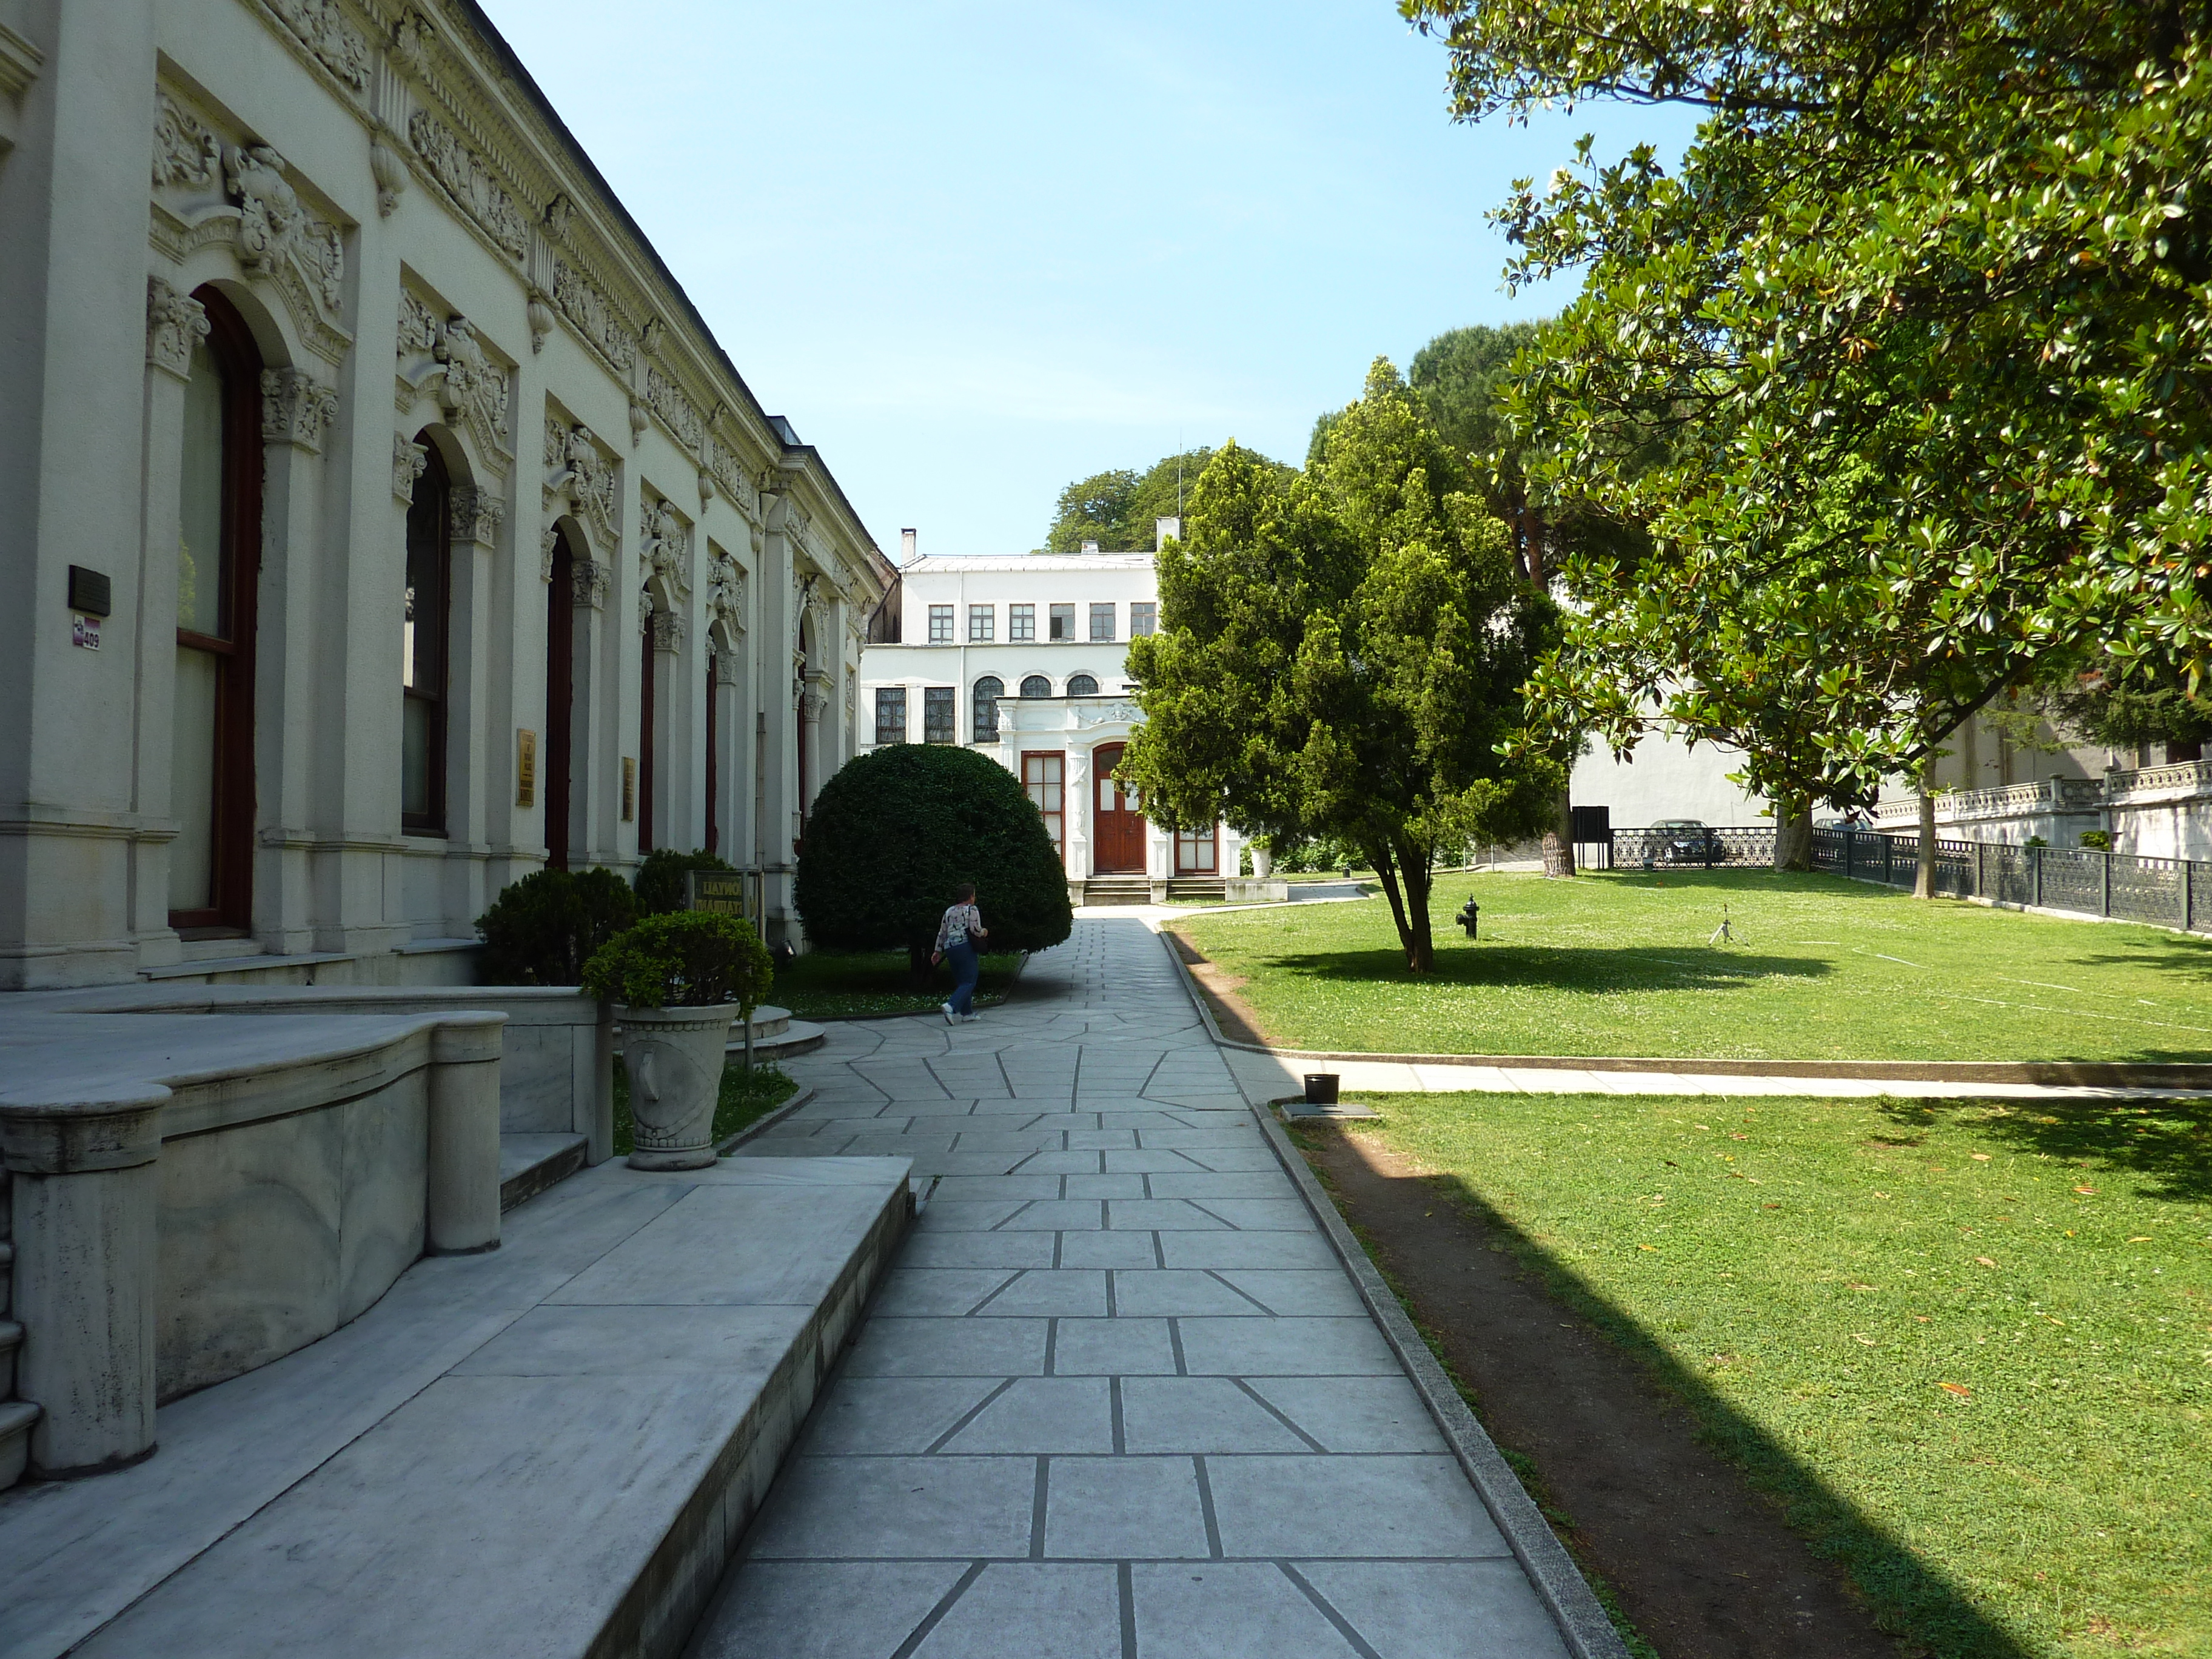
[0,0,890,989]
[859,534,1241,898]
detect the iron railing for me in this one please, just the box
[1609,825,2211,933]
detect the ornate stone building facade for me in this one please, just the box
[0,0,890,987]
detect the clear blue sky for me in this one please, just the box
[478,1,1697,557]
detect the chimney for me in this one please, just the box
[1154,516,1181,549]
[900,528,917,565]
[1080,539,1101,555]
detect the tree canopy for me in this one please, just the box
[1122,361,1563,970]
[1404,0,2212,826]
[1043,447,1287,553]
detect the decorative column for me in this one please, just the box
[0,1090,166,1476]
[1066,745,1093,885]
[132,278,211,972]
[648,605,684,848]
[255,365,340,956]
[446,486,506,894]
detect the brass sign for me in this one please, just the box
[516,729,537,808]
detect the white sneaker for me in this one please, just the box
[962,1013,982,1023]
[941,1003,955,1024]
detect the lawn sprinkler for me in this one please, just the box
[1710,903,1736,945]
[1456,897,1480,939]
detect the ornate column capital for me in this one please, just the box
[394,432,429,501]
[450,486,505,548]
[146,276,209,381]
[261,366,337,452]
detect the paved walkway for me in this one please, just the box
[689,918,1580,1659]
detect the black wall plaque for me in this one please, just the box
[68,565,112,618]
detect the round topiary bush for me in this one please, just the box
[796,745,1072,961]
[476,866,637,985]
[581,910,774,1011]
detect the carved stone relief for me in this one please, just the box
[543,417,618,552]
[549,257,635,373]
[639,496,691,604]
[225,143,344,315]
[647,606,684,654]
[394,432,428,501]
[527,295,553,354]
[645,365,701,450]
[152,94,220,190]
[407,109,528,260]
[146,276,210,378]
[572,557,610,611]
[540,526,560,582]
[261,366,338,451]
[434,316,511,456]
[708,547,747,635]
[266,0,370,90]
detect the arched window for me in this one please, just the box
[973,675,1004,742]
[1066,673,1098,697]
[171,288,263,931]
[401,440,451,834]
[1021,674,1052,699]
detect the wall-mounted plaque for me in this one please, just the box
[516,728,537,808]
[622,756,635,822]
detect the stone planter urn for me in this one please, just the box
[618,1002,741,1170]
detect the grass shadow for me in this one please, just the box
[1423,1167,2036,1659]
[1879,1094,2212,1202]
[1252,944,1834,996]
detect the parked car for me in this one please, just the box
[1652,819,1729,864]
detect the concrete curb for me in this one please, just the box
[716,1085,817,1155]
[1154,931,1631,1659]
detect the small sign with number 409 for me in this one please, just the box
[72,614,101,650]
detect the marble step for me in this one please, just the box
[0,1155,914,1659]
[497,1133,590,1213]
[0,1398,38,1494]
[723,1016,825,1061]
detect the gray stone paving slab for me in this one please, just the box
[1042,1456,1213,1560]
[744,1456,1037,1558]
[692,918,1587,1659]
[1130,1561,1361,1658]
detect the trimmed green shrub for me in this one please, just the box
[2079,830,2113,851]
[476,866,636,985]
[581,910,774,1011]
[633,847,736,917]
[796,745,1073,959]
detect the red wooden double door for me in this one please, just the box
[1090,743,1145,874]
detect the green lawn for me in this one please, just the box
[612,1059,798,1156]
[769,949,1022,1019]
[1172,869,2212,1062]
[1314,1090,2212,1658]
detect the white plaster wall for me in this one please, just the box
[1572,731,1768,827]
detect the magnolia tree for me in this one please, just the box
[1122,361,1564,972]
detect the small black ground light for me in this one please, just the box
[1302,1073,1339,1105]
[1456,897,1480,938]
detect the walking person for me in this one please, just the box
[933,883,988,1025]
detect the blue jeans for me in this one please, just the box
[946,940,980,1016]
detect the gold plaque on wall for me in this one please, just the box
[622,757,636,822]
[516,729,537,808]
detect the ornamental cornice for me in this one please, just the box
[542,414,619,554]
[258,0,371,91]
[639,492,692,605]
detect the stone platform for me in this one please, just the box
[0,1153,911,1659]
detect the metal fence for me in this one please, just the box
[1609,825,2212,933]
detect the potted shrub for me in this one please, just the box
[581,911,774,1170]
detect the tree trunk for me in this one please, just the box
[1772,797,1814,871]
[1913,782,1938,899]
[1397,840,1435,973]
[908,939,934,987]
[1364,840,1432,973]
[1541,787,1577,879]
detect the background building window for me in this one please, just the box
[1130,602,1158,637]
[923,685,956,743]
[928,603,954,643]
[1010,603,1036,640]
[402,443,451,835]
[1023,751,1064,854]
[1021,674,1052,699]
[968,604,993,641]
[1067,673,1098,696]
[973,675,1004,741]
[874,686,907,744]
[1090,603,1114,641]
[1048,603,1074,641]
